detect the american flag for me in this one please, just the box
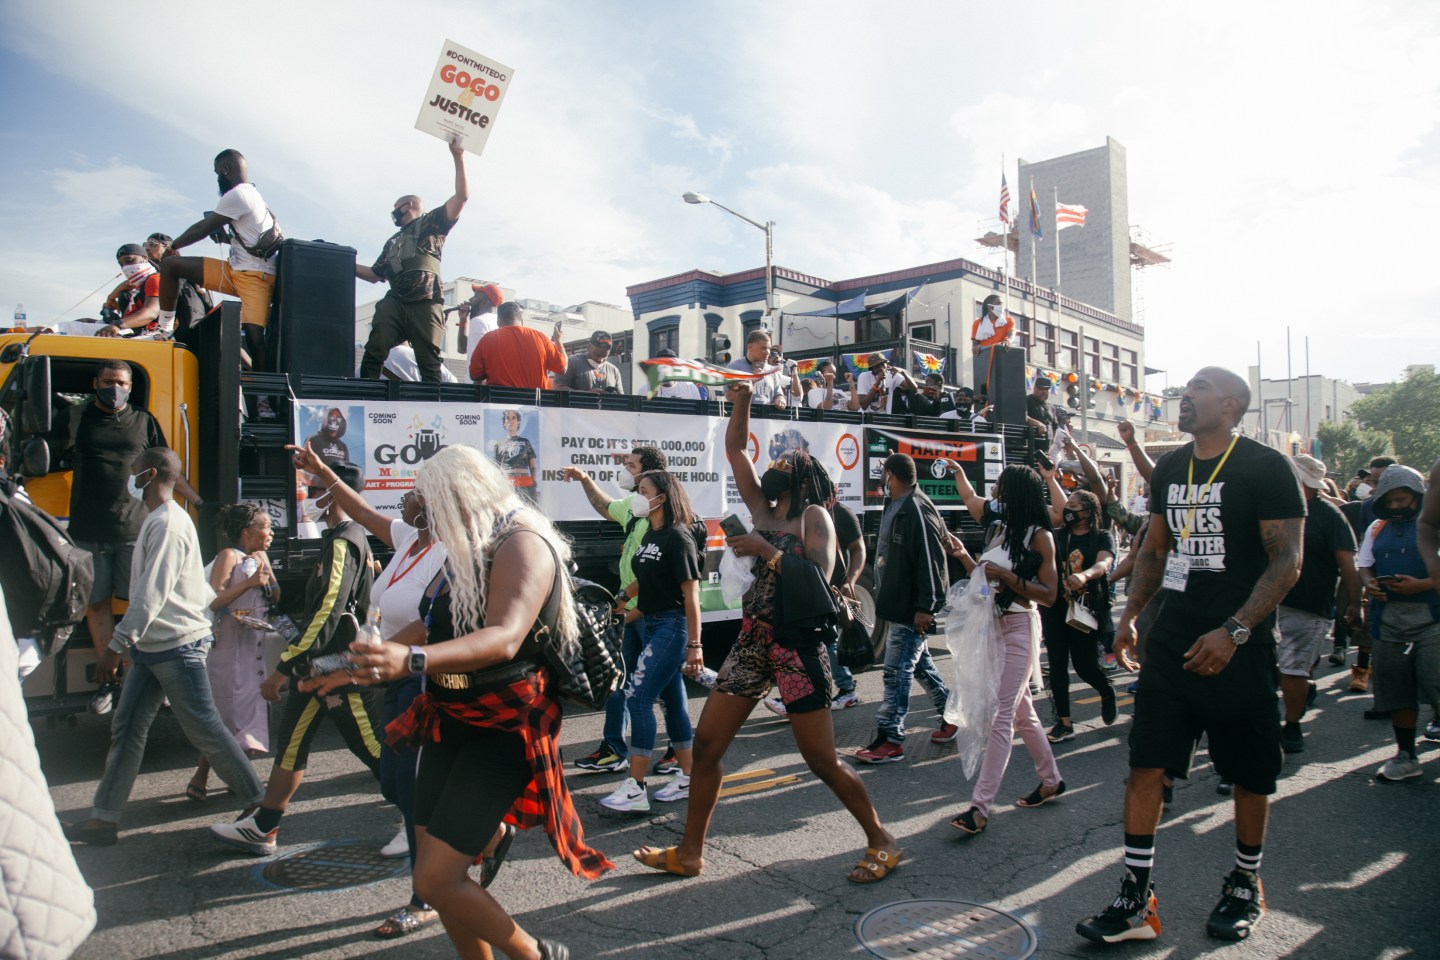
[1056,201,1088,230]
[999,171,1011,228]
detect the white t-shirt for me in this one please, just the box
[807,385,850,409]
[655,380,702,400]
[370,520,449,642]
[214,182,278,275]
[467,310,497,343]
[855,370,902,413]
[382,345,458,383]
[1356,520,1382,570]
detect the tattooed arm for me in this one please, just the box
[1112,512,1171,669]
[1184,517,1303,675]
[561,466,618,519]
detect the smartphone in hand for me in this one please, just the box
[1035,451,1055,471]
[719,514,748,538]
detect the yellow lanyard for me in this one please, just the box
[1180,435,1238,541]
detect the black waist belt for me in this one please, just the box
[431,659,542,694]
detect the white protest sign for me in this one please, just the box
[415,39,514,156]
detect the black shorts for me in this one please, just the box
[1128,627,1282,795]
[414,713,532,858]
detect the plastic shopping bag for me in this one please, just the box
[718,547,757,607]
[942,566,1003,780]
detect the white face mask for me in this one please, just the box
[127,470,153,501]
[630,493,659,519]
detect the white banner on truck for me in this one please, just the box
[415,39,514,156]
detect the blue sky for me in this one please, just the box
[1,0,1436,383]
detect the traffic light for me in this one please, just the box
[1066,380,1080,409]
[710,333,732,365]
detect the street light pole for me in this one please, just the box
[683,192,777,345]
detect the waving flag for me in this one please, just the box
[1028,179,1043,240]
[999,171,1011,228]
[912,351,945,376]
[641,357,774,398]
[1056,201,1088,230]
[793,357,821,378]
[841,349,894,376]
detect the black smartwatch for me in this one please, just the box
[1224,617,1251,646]
[407,645,427,675]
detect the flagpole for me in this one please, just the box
[1029,177,1037,339]
[1001,153,1011,344]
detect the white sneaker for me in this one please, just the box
[598,777,650,813]
[211,813,278,856]
[380,826,409,858]
[830,691,859,710]
[762,696,787,717]
[653,774,691,803]
[1377,752,1423,782]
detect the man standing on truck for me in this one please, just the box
[356,138,470,384]
[211,461,379,857]
[155,149,280,373]
[468,301,567,387]
[48,360,200,699]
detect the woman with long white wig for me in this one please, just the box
[304,445,610,960]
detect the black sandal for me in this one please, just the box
[950,807,986,835]
[1016,780,1067,808]
[480,822,516,889]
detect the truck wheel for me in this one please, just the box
[851,571,887,663]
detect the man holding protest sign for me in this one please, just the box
[356,137,469,384]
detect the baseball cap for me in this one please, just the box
[655,348,678,359]
[1290,454,1326,489]
[115,243,146,260]
[589,331,613,347]
[469,282,503,307]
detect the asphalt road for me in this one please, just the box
[34,643,1438,960]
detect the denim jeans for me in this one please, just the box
[623,611,694,757]
[875,623,950,744]
[603,617,689,756]
[379,674,423,871]
[93,641,263,822]
[827,637,855,694]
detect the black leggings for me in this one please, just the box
[1044,616,1113,719]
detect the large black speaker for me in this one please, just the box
[973,345,1027,427]
[271,238,357,379]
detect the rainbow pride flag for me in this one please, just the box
[912,351,945,376]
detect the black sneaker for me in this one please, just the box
[1076,872,1161,944]
[1047,722,1076,743]
[1281,724,1304,754]
[1206,869,1265,941]
[653,746,681,775]
[573,743,626,773]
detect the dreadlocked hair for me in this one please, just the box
[414,445,579,648]
[784,451,835,519]
[993,465,1050,568]
[216,502,267,546]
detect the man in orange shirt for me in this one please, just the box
[468,301,567,387]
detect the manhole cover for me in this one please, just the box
[855,899,1036,959]
[260,841,408,891]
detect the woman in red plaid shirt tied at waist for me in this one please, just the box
[303,445,609,960]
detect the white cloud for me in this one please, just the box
[50,161,185,219]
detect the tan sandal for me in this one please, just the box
[848,846,904,883]
[634,845,701,877]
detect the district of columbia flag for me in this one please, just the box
[640,357,774,397]
[1028,180,1043,240]
[1056,202,1088,230]
[999,171,1011,228]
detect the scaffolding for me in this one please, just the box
[1128,225,1171,327]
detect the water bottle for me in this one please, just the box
[241,556,274,600]
[358,605,383,650]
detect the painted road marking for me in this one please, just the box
[719,776,801,798]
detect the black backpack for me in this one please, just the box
[0,482,95,653]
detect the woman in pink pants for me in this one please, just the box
[941,463,1065,835]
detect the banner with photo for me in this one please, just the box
[861,426,1006,512]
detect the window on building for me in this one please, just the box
[1032,320,1056,367]
[1103,343,1120,382]
[1060,329,1078,371]
[1084,337,1100,377]
[910,322,935,343]
[1121,349,1138,387]
[649,327,678,357]
[1009,313,1029,349]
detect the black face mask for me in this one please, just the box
[1373,500,1420,521]
[96,385,130,410]
[760,468,790,501]
[391,208,408,227]
[217,173,234,196]
[1063,509,1084,526]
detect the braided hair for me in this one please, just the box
[1071,488,1101,523]
[992,465,1050,568]
[216,502,266,547]
[781,451,835,519]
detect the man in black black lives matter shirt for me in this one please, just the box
[1076,367,1304,947]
